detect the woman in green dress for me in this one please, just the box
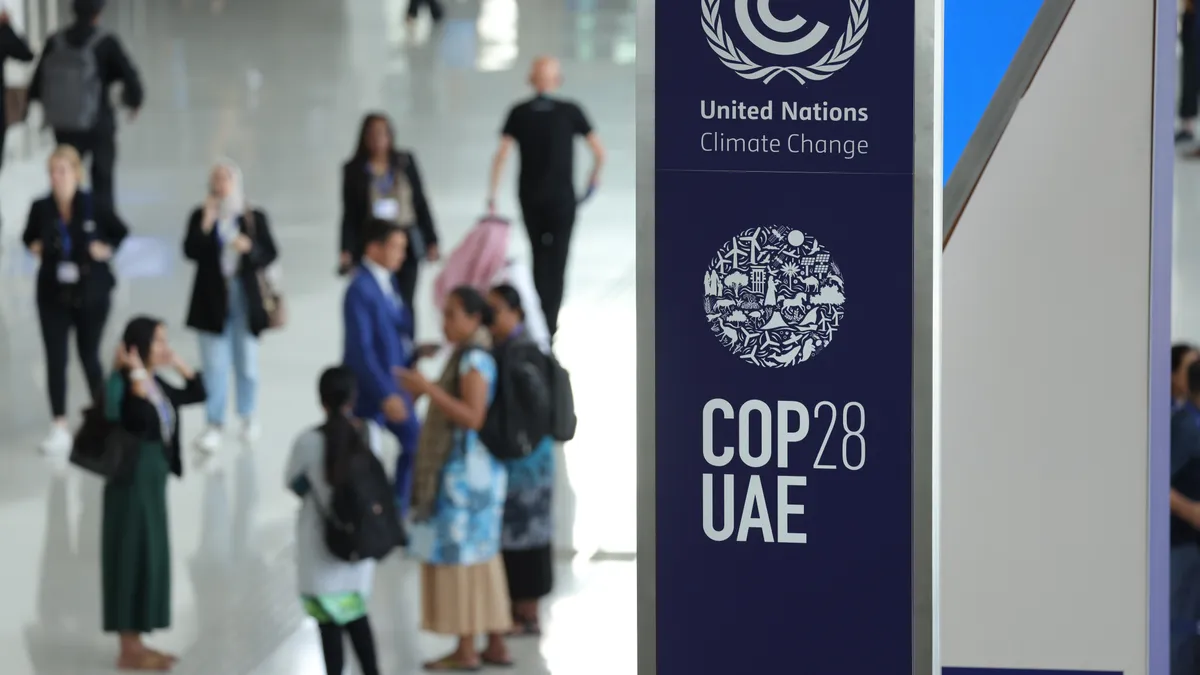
[103,316,206,671]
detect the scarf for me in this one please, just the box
[145,378,176,444]
[410,327,492,521]
[213,160,246,278]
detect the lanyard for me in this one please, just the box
[369,165,395,194]
[146,380,175,442]
[215,216,237,247]
[58,218,72,257]
[56,193,96,257]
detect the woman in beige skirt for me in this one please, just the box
[397,286,513,670]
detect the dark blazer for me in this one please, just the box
[22,190,128,307]
[183,207,279,337]
[116,371,207,478]
[0,22,34,128]
[339,151,438,260]
[29,21,144,134]
[342,267,417,418]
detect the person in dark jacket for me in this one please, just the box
[29,0,144,214]
[103,316,206,671]
[0,10,34,173]
[184,160,278,455]
[24,144,128,455]
[486,284,556,635]
[406,0,444,24]
[339,112,439,333]
[1182,0,1200,143]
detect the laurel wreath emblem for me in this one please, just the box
[702,0,869,84]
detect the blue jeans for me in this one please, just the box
[198,279,258,426]
[1173,544,1200,675]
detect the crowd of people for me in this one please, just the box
[4,0,605,671]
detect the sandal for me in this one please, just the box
[423,656,482,672]
[507,619,541,637]
[147,649,179,664]
[116,651,173,671]
[482,654,515,667]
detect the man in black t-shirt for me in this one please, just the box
[488,56,605,338]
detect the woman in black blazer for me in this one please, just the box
[23,144,128,455]
[339,113,440,329]
[183,161,279,454]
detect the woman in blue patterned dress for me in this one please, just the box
[396,286,513,670]
[487,284,556,635]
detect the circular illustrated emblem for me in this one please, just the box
[703,226,845,368]
[702,0,869,85]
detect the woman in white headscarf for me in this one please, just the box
[183,160,280,454]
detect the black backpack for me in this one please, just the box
[315,425,406,562]
[481,340,553,460]
[548,354,577,442]
[40,31,106,132]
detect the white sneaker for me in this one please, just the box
[194,427,224,454]
[39,424,72,455]
[241,419,261,443]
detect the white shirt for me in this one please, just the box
[361,257,398,306]
[285,428,383,596]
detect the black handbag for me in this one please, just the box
[69,404,138,480]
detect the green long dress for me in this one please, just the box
[100,374,172,634]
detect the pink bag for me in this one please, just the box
[433,215,511,309]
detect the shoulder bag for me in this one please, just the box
[243,208,286,330]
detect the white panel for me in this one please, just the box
[941,0,1153,672]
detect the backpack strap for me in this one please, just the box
[83,30,108,51]
[51,30,107,53]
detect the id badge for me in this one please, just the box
[372,198,400,220]
[56,262,80,284]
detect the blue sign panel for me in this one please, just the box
[944,0,1043,179]
[654,0,914,672]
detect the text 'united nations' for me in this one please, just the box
[700,100,869,122]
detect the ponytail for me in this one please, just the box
[323,413,368,486]
[317,366,367,485]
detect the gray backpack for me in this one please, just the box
[40,31,106,132]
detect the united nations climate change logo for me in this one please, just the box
[704,226,845,368]
[702,0,869,84]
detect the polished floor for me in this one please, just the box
[0,0,635,673]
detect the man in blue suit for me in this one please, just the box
[343,218,421,518]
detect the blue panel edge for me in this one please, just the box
[945,662,1123,667]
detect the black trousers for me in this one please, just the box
[54,130,117,214]
[0,121,8,175]
[521,198,577,337]
[406,0,444,20]
[317,616,379,675]
[1184,11,1199,120]
[37,298,111,418]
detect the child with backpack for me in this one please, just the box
[285,366,402,675]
